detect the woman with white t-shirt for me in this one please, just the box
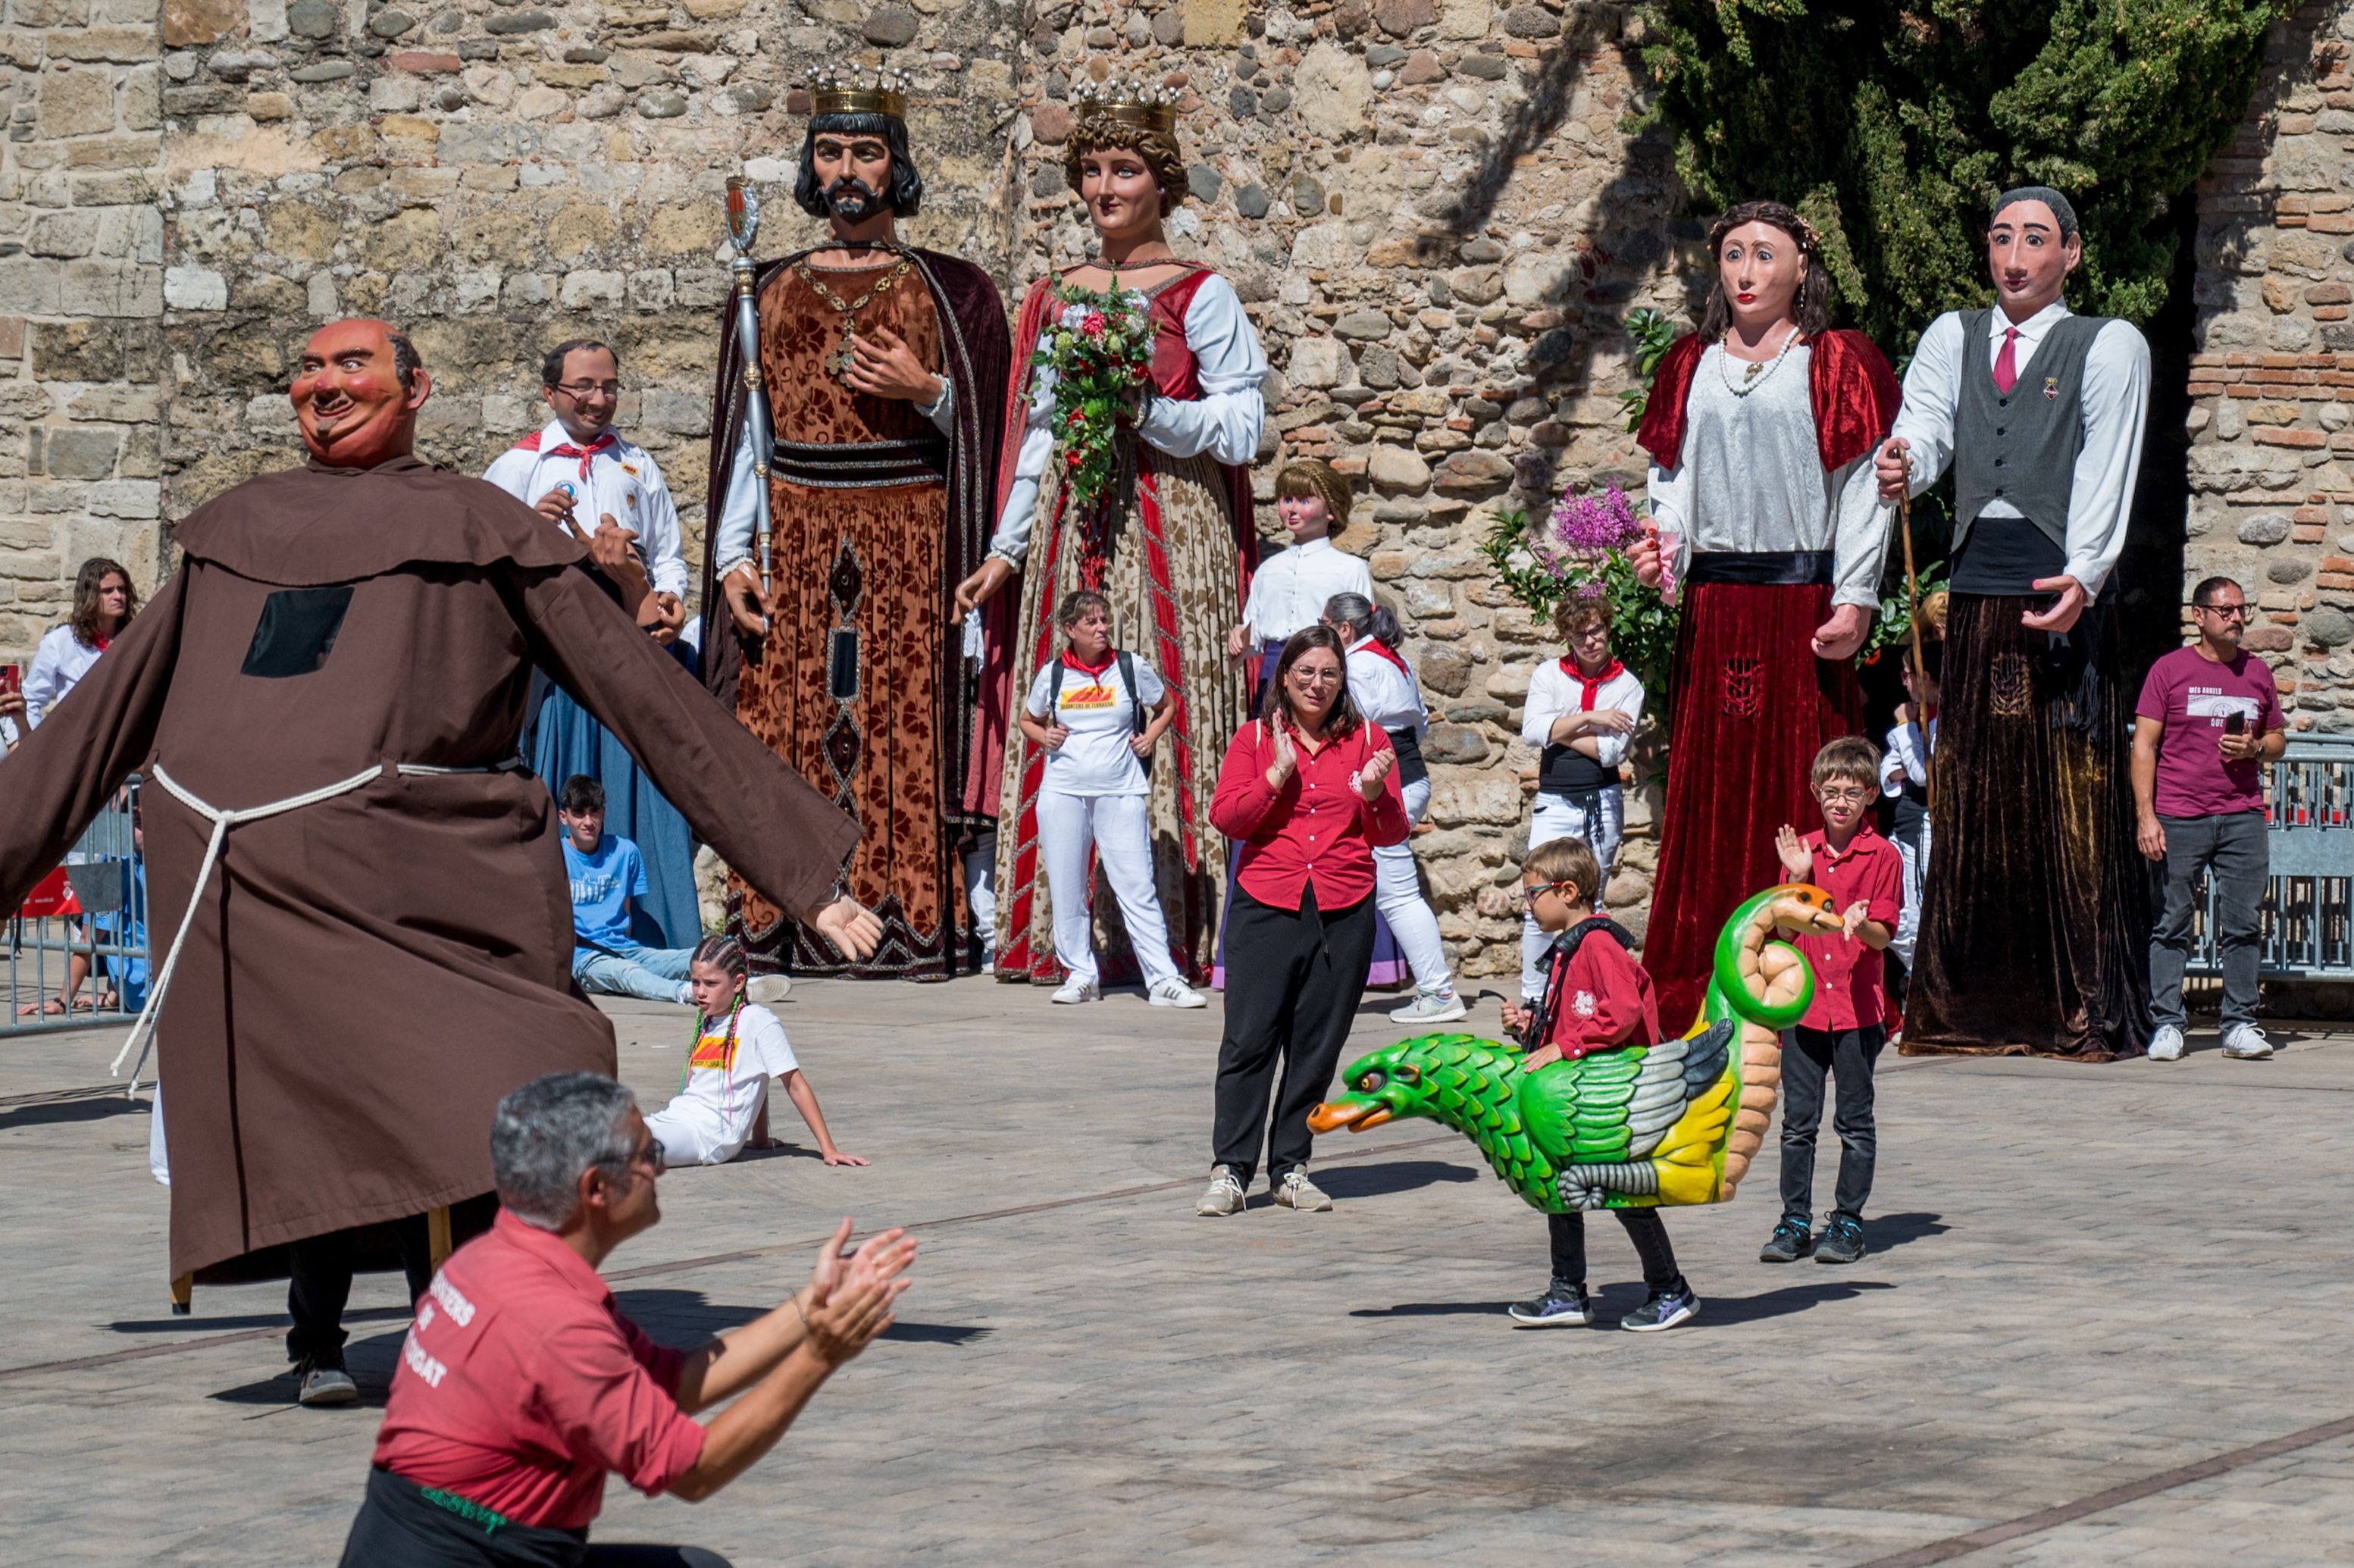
[1019,590,1206,1009]
[25,556,138,728]
[1323,592,1465,1026]
[644,937,865,1167]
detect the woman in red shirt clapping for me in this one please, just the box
[1200,626,1410,1216]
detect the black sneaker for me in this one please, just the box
[1620,1284,1700,1332]
[1505,1281,1591,1327]
[1814,1215,1868,1264]
[1759,1216,1813,1263]
[294,1357,358,1407]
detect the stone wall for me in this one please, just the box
[0,0,165,657]
[2187,0,2354,714]
[0,0,1693,980]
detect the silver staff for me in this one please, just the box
[725,175,776,597]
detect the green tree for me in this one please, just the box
[1636,0,2290,347]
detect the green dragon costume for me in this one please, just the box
[1308,883,1845,1212]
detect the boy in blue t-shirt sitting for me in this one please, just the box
[559,774,702,1006]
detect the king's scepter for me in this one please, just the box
[725,175,775,600]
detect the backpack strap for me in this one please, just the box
[1522,916,1633,1050]
[1116,651,1143,738]
[1050,656,1066,712]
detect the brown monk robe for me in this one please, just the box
[0,321,871,1293]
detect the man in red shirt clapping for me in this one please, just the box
[340,1072,914,1566]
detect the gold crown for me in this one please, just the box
[806,64,909,119]
[1071,75,1177,134]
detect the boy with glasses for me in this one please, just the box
[2133,576,2285,1062]
[1760,736,1901,1265]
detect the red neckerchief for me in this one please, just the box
[92,634,111,653]
[1558,656,1625,710]
[540,430,618,480]
[1356,640,1412,676]
[1060,649,1115,679]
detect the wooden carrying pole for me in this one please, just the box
[1896,468,1932,814]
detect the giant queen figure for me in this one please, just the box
[703,67,1012,981]
[956,77,1269,984]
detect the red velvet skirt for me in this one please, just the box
[1642,580,1863,1030]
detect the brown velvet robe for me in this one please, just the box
[0,457,860,1276]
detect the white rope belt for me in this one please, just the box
[111,759,512,1096]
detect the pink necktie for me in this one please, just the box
[1992,327,2019,396]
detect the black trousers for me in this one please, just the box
[1212,884,1377,1187]
[1778,1023,1886,1224]
[289,1194,497,1366]
[1548,1209,1682,1293]
[341,1466,734,1567]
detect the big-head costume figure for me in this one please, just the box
[1629,200,1900,1029]
[1876,188,2153,1059]
[701,67,1013,982]
[0,318,875,1381]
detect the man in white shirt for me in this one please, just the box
[485,339,705,950]
[1873,187,2154,1060]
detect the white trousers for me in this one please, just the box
[1891,818,1932,969]
[962,837,997,950]
[1520,787,1626,1000]
[1037,789,1181,989]
[1373,775,1453,994]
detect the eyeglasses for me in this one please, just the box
[1522,881,1576,906]
[629,1136,667,1177]
[1816,786,1870,804]
[553,381,624,401]
[2195,602,2249,620]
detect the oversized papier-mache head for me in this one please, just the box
[794,65,925,220]
[1063,75,1189,213]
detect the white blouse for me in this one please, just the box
[1242,537,1374,646]
[1520,659,1646,771]
[25,623,105,728]
[990,272,1267,564]
[1345,639,1427,738]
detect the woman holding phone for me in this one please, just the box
[1198,625,1409,1216]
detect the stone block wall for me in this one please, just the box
[0,0,165,655]
[0,0,1692,979]
[2186,1,2354,716]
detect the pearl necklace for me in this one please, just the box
[1717,324,1800,397]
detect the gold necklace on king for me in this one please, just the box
[796,253,915,384]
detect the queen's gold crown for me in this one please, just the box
[806,64,909,119]
[1071,75,1177,134]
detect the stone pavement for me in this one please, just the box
[2,979,2349,1566]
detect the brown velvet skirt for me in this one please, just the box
[1905,593,2151,1059]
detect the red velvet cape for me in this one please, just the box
[1635,328,1900,475]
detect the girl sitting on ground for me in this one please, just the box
[643,935,866,1168]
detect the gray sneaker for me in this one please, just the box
[1196,1166,1246,1216]
[1272,1170,1333,1211]
[296,1360,358,1407]
[2146,1024,2186,1062]
[1388,987,1469,1026]
[2222,1023,2273,1059]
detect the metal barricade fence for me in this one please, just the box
[2187,737,2354,978]
[3,777,150,1037]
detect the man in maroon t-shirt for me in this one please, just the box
[340,1072,914,1567]
[2133,575,2285,1063]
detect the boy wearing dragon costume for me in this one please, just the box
[1498,837,1699,1332]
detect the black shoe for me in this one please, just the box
[1759,1216,1813,1263]
[1505,1280,1592,1327]
[1619,1284,1700,1332]
[1814,1215,1867,1264]
[294,1356,358,1407]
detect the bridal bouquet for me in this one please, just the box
[1035,279,1155,512]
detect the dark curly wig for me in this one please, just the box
[1061,111,1188,215]
[1695,199,1832,343]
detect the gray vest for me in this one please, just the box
[1953,308,2110,554]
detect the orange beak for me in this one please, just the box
[1307,1100,1391,1135]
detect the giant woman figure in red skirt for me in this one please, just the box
[1629,200,1902,1028]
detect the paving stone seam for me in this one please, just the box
[1855,1412,2354,1567]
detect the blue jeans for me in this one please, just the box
[574,943,694,1003]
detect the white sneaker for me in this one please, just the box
[1148,978,1207,1009]
[2221,1023,2273,1059]
[1050,976,1100,1004]
[1197,1166,1245,1216]
[1273,1169,1333,1212]
[746,974,791,1004]
[1389,987,1469,1026]
[2146,1024,2186,1062]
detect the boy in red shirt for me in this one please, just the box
[1761,736,1902,1266]
[1498,836,1698,1332]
